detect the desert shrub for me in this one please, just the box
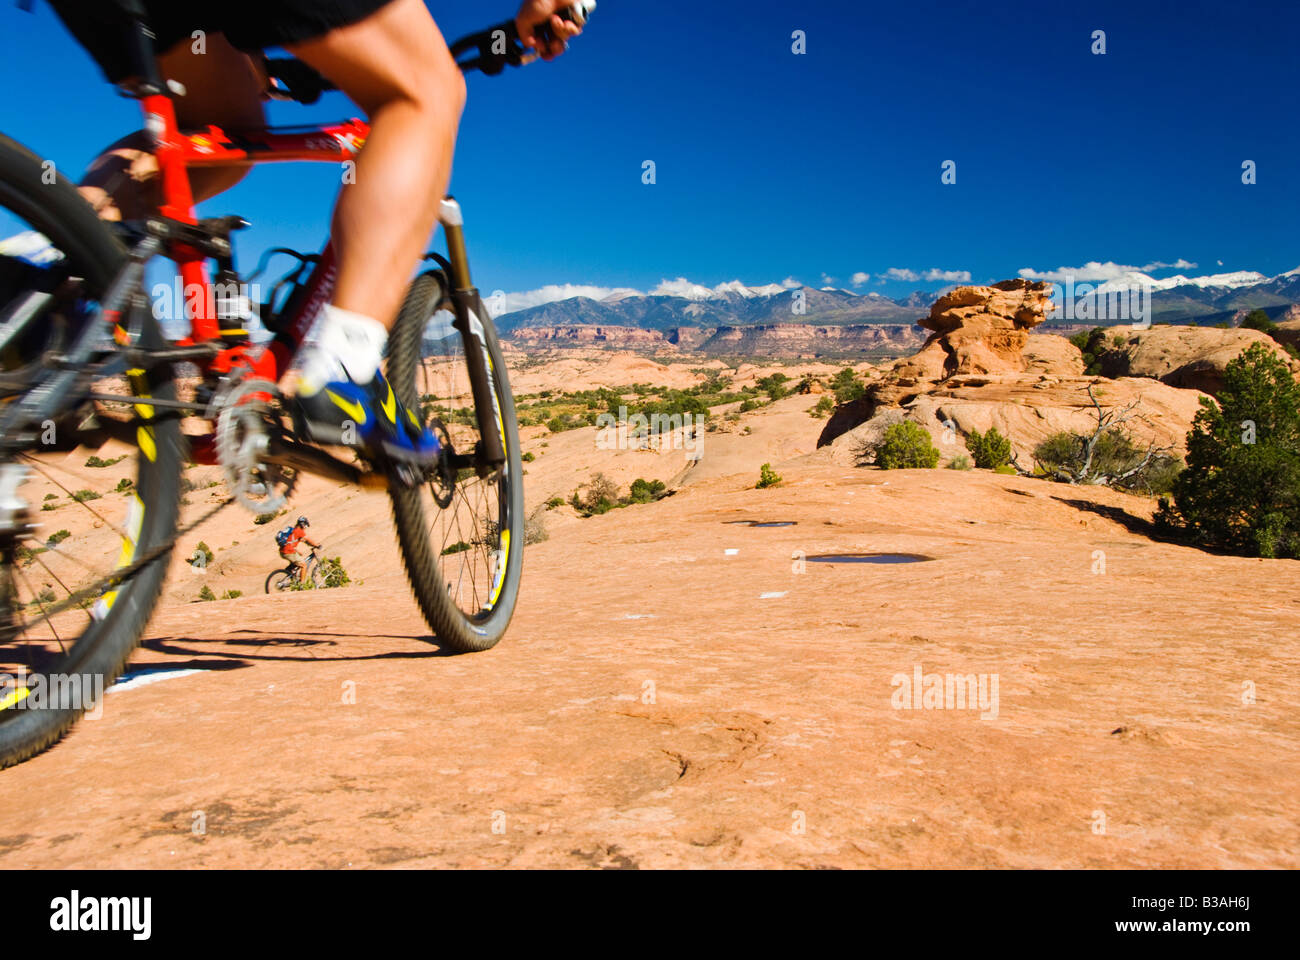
[84,455,125,468]
[524,507,549,545]
[115,478,133,493]
[198,585,217,602]
[831,367,866,404]
[70,489,100,502]
[441,541,471,556]
[521,451,535,462]
[221,590,242,600]
[43,493,57,501]
[191,541,215,567]
[796,375,823,395]
[993,464,1018,475]
[757,373,790,401]
[1069,327,1111,376]
[1240,308,1300,360]
[46,529,70,546]
[41,502,58,512]
[31,587,57,607]
[574,473,620,515]
[811,395,835,418]
[757,463,782,489]
[318,556,351,589]
[253,513,278,525]
[965,427,1013,469]
[1156,343,1300,557]
[545,496,564,510]
[946,455,972,470]
[1033,429,1181,494]
[627,478,667,504]
[876,422,940,470]
[739,398,763,413]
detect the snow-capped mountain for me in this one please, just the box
[495,268,1300,332]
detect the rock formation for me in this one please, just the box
[1106,325,1300,395]
[816,280,1211,465]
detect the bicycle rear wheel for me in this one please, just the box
[0,134,183,767]
[386,271,524,653]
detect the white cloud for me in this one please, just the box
[924,269,971,283]
[1017,259,1198,284]
[885,267,970,283]
[652,277,717,299]
[493,283,640,313]
[851,272,871,286]
[781,276,801,289]
[820,273,836,286]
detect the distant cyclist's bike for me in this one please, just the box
[0,1,596,766]
[266,549,323,594]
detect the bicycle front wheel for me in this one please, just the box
[0,134,183,767]
[386,271,524,653]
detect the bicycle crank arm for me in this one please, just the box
[264,436,389,491]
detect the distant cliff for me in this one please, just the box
[503,322,927,357]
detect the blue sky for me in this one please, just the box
[2,0,1298,308]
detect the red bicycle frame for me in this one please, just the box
[141,92,368,384]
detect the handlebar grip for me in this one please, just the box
[529,1,596,46]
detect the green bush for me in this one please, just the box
[198,585,217,602]
[1240,308,1300,360]
[318,556,351,588]
[876,422,940,470]
[757,373,790,401]
[1069,327,1111,376]
[46,529,70,546]
[545,496,564,510]
[757,463,782,489]
[1156,343,1300,557]
[70,489,101,502]
[43,494,57,501]
[221,590,242,600]
[1033,428,1181,494]
[115,478,133,493]
[573,473,620,516]
[441,541,471,556]
[965,427,1013,469]
[627,478,666,503]
[521,451,536,462]
[946,455,972,470]
[85,455,125,468]
[811,395,835,418]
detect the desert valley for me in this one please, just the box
[0,280,1295,868]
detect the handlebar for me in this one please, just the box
[265,1,595,103]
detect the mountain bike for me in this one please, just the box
[0,1,596,767]
[265,547,323,594]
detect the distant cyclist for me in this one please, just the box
[45,0,585,464]
[276,516,321,585]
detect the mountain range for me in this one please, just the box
[495,269,1300,333]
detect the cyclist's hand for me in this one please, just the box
[516,1,584,61]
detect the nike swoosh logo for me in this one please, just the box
[326,391,367,426]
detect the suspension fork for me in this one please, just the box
[440,199,506,471]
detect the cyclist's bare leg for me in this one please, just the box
[286,0,466,334]
[78,36,265,221]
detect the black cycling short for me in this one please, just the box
[49,0,398,83]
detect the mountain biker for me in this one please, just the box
[277,515,321,585]
[44,0,584,464]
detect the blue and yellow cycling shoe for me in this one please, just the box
[293,370,440,466]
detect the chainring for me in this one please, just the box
[213,378,297,515]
